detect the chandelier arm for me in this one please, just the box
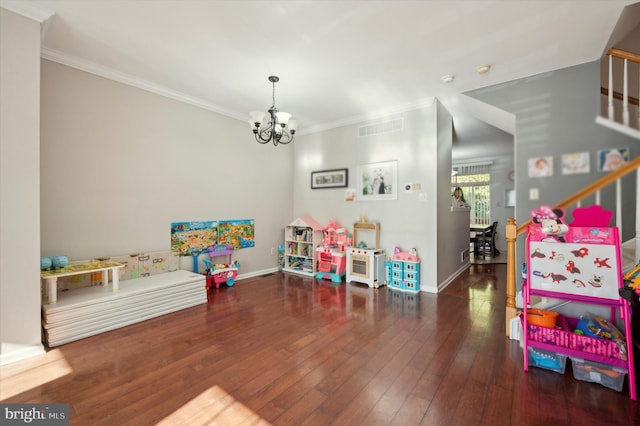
[255,127,273,144]
[277,130,294,144]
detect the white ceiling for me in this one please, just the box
[3,0,636,155]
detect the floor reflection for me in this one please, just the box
[274,274,427,325]
[387,288,420,318]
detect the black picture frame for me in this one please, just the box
[311,168,348,189]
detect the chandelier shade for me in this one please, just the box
[249,76,297,146]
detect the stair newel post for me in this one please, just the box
[505,218,518,337]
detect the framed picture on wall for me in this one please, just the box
[505,189,515,207]
[598,147,629,172]
[528,156,553,177]
[311,168,348,189]
[356,160,398,201]
[562,152,590,175]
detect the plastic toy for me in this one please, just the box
[528,348,564,371]
[387,246,420,292]
[41,257,53,271]
[575,312,627,359]
[570,205,613,227]
[530,206,568,242]
[52,255,69,269]
[202,244,239,290]
[315,220,349,283]
[620,264,640,301]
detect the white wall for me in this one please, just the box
[40,60,294,275]
[293,102,462,293]
[0,8,45,362]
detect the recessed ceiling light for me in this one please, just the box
[441,75,454,83]
[476,64,491,74]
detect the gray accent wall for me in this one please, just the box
[465,60,638,288]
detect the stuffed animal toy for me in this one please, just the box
[531,205,569,242]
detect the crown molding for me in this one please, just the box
[40,47,246,122]
[0,0,54,22]
[40,49,436,137]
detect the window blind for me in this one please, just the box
[452,161,492,176]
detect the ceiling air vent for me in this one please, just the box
[358,118,403,137]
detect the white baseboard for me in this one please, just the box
[236,267,279,281]
[509,316,522,342]
[0,342,45,366]
[437,262,470,293]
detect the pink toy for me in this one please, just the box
[531,205,569,242]
[523,213,636,399]
[392,246,419,262]
[570,205,613,227]
[203,244,239,290]
[316,220,349,283]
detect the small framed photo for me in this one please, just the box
[505,189,515,207]
[562,152,590,175]
[528,156,553,177]
[598,147,629,172]
[311,168,348,189]
[357,160,398,201]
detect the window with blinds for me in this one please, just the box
[452,163,492,225]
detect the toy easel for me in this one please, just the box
[522,205,635,400]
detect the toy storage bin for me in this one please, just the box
[566,317,626,360]
[520,313,571,348]
[570,357,627,392]
[527,308,558,328]
[527,347,567,374]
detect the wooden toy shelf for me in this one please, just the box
[282,216,323,277]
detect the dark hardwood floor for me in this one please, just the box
[1,265,638,425]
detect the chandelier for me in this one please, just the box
[249,76,298,146]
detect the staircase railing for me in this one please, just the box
[505,156,640,336]
[596,48,640,139]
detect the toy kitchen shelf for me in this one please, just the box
[282,216,324,277]
[522,224,636,400]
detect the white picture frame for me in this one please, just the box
[562,152,590,175]
[356,160,398,201]
[598,147,629,172]
[528,156,553,177]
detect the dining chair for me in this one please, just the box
[476,221,499,257]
